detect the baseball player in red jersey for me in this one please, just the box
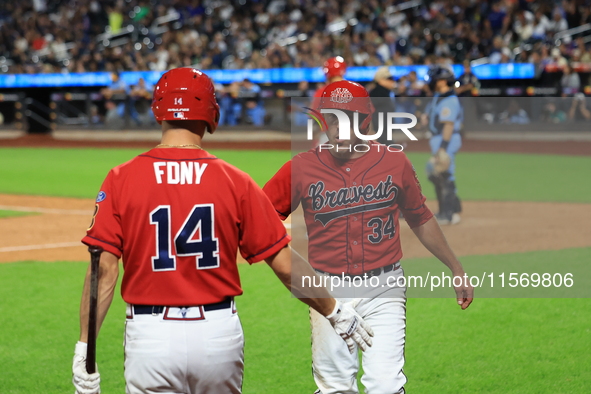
[71,68,374,394]
[263,80,474,394]
[312,56,348,108]
[311,57,348,146]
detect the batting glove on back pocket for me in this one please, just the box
[72,341,101,394]
[326,300,374,354]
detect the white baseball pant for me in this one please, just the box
[123,302,244,394]
[309,267,407,394]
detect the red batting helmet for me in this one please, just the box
[323,56,347,79]
[317,80,375,131]
[152,67,220,134]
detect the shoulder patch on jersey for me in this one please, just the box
[87,204,99,231]
[96,191,106,203]
[440,107,451,118]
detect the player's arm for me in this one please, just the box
[265,245,375,353]
[265,245,335,315]
[438,121,454,152]
[78,251,119,343]
[435,100,458,162]
[73,251,119,394]
[263,160,295,220]
[398,157,471,309]
[74,173,122,393]
[410,218,473,310]
[242,176,372,352]
[79,175,122,343]
[433,121,454,167]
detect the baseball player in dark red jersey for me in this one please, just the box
[71,68,374,394]
[263,80,474,394]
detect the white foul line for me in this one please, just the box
[0,242,83,252]
[0,223,292,253]
[0,205,91,215]
[0,206,293,226]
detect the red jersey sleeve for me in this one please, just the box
[262,160,295,220]
[82,170,124,258]
[239,177,291,264]
[398,156,434,228]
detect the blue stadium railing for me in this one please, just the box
[0,64,535,89]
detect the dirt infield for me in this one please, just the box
[2,133,591,155]
[1,194,590,264]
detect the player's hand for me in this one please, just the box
[326,300,374,354]
[453,273,474,310]
[72,341,101,394]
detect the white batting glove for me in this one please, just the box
[72,341,101,394]
[326,300,374,354]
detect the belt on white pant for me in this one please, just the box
[126,297,235,320]
[315,261,401,279]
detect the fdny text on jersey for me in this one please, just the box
[153,162,208,185]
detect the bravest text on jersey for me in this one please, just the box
[309,175,398,226]
[153,162,208,184]
[309,175,397,210]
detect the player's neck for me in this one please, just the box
[160,128,204,148]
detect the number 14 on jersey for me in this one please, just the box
[150,204,220,271]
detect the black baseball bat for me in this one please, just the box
[86,245,103,374]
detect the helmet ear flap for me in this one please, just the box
[208,100,221,134]
[361,96,375,132]
[361,113,372,131]
[212,111,220,133]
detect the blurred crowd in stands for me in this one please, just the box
[2,0,590,129]
[1,0,591,75]
[93,71,271,127]
[89,56,589,130]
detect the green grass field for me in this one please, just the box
[1,148,590,202]
[0,146,589,393]
[0,210,37,218]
